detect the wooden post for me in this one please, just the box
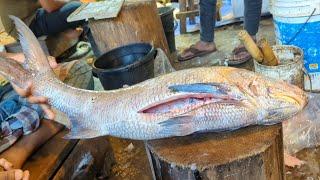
[187,0,196,24]
[88,0,170,57]
[145,124,285,180]
[178,0,187,34]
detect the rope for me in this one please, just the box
[285,8,317,45]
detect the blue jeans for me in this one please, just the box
[29,1,85,37]
[200,0,262,42]
[0,85,43,133]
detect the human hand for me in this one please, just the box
[12,82,55,120]
[3,52,58,68]
[0,158,29,180]
[8,53,57,120]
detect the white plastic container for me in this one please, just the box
[232,0,270,18]
[270,0,320,91]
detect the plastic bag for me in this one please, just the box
[153,48,175,77]
[283,92,320,154]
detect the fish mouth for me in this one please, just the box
[269,93,307,109]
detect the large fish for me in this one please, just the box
[0,16,307,140]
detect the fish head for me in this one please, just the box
[247,76,308,124]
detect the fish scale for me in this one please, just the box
[189,103,255,131]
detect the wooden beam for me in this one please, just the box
[175,10,199,20]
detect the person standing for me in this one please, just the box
[178,0,263,65]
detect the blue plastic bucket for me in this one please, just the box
[270,0,320,91]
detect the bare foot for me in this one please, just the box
[284,152,305,168]
[0,158,29,180]
[0,121,63,169]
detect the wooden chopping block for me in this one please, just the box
[145,124,284,180]
[88,0,170,58]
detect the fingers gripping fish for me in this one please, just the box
[0,16,307,140]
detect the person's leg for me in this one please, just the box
[29,1,85,37]
[178,0,217,61]
[228,0,262,65]
[0,121,63,169]
[244,0,263,37]
[199,0,217,43]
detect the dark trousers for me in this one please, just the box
[29,1,85,37]
[200,0,263,42]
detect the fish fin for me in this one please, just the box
[64,128,101,139]
[0,56,31,88]
[158,116,197,136]
[64,115,101,139]
[168,83,230,95]
[9,16,52,74]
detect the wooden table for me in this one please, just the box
[23,129,115,180]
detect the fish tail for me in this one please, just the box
[0,57,31,88]
[9,16,54,76]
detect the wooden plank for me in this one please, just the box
[53,137,115,180]
[175,10,199,19]
[67,0,124,22]
[23,130,78,180]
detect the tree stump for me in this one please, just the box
[145,124,285,180]
[88,0,170,58]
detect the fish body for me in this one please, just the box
[0,16,308,140]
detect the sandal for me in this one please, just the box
[228,45,252,65]
[178,45,217,62]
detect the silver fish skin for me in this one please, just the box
[0,16,308,140]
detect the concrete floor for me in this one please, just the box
[94,17,320,179]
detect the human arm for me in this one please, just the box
[38,0,71,13]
